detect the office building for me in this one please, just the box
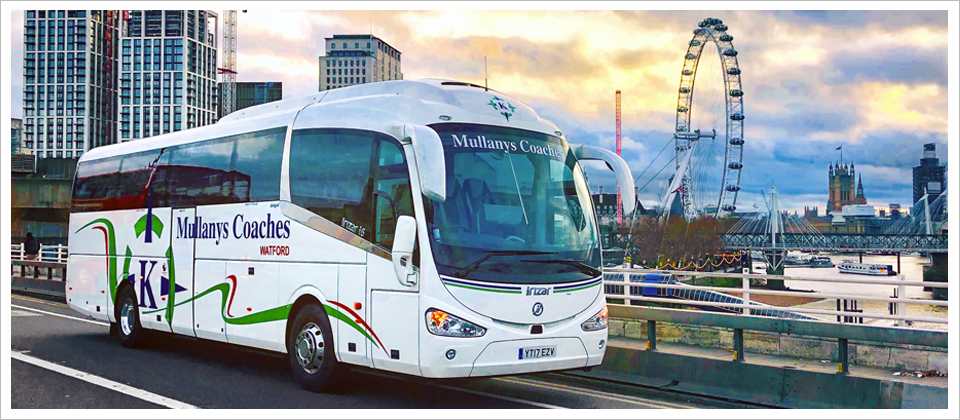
[319,34,402,91]
[912,143,945,209]
[21,10,121,158]
[218,81,282,119]
[118,10,219,141]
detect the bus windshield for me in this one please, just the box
[425,123,601,284]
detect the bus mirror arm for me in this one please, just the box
[572,144,636,215]
[405,124,446,202]
[393,215,419,287]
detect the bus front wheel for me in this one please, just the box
[288,304,340,392]
[116,286,144,348]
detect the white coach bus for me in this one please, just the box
[66,79,635,391]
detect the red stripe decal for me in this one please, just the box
[327,300,386,353]
[93,226,108,274]
[225,275,238,318]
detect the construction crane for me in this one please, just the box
[217,10,239,117]
[616,90,623,225]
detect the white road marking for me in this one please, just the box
[495,376,696,409]
[11,304,110,327]
[11,350,198,409]
[362,370,567,409]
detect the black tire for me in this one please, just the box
[115,286,144,348]
[288,303,340,392]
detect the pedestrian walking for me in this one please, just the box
[24,232,40,261]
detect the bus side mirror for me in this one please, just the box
[405,124,446,202]
[392,215,418,287]
[572,144,636,215]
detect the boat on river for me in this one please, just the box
[809,255,834,268]
[837,260,897,276]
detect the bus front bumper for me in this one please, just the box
[419,334,607,378]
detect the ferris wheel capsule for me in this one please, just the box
[727,67,741,75]
[729,89,744,97]
[690,40,702,46]
[715,24,728,31]
[686,53,698,59]
[729,137,744,146]
[720,34,733,42]
[680,87,691,94]
[728,162,743,170]
[683,69,694,76]
[723,49,738,57]
[730,112,745,121]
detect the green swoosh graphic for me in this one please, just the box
[145,284,381,349]
[325,305,380,349]
[165,246,176,327]
[135,214,165,239]
[144,283,291,325]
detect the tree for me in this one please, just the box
[625,215,726,267]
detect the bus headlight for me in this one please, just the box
[581,306,609,332]
[426,308,486,337]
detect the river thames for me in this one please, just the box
[756,252,947,330]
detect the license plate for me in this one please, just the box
[519,346,556,360]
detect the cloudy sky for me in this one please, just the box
[6,4,956,215]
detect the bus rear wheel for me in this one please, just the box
[288,304,340,392]
[116,286,144,348]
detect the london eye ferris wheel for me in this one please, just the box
[660,17,745,220]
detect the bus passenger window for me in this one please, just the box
[289,128,376,241]
[152,127,284,207]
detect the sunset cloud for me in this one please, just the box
[5,6,952,213]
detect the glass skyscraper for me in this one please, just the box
[118,10,219,141]
[21,10,120,158]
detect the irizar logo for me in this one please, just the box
[532,302,544,317]
[526,286,550,296]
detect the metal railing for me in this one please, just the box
[10,243,69,264]
[603,268,948,328]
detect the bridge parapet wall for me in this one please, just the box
[608,318,948,373]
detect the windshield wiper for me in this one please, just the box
[506,152,530,225]
[453,250,557,277]
[520,259,602,276]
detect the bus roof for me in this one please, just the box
[80,79,562,163]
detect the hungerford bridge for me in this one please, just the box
[611,187,949,254]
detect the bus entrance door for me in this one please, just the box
[169,208,196,336]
